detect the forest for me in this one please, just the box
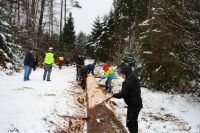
[0,0,200,94]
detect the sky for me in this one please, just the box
[71,0,114,35]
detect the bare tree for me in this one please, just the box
[49,0,54,37]
[59,0,64,48]
[38,0,45,36]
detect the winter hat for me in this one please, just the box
[48,47,53,51]
[120,66,132,78]
[102,63,109,71]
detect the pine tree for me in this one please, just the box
[87,17,103,60]
[62,12,76,52]
[137,0,200,93]
[0,3,22,71]
[75,32,87,56]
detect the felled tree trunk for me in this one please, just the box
[86,75,127,133]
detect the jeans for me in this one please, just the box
[105,78,112,92]
[24,65,32,81]
[43,64,52,81]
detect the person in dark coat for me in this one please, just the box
[32,51,38,71]
[86,63,95,75]
[76,55,84,81]
[79,63,95,89]
[23,49,34,81]
[107,66,143,133]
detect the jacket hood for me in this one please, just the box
[120,66,132,78]
[102,64,109,71]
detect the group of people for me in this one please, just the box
[75,55,95,89]
[76,60,143,133]
[23,47,66,81]
[24,47,143,133]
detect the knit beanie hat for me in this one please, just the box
[120,66,132,78]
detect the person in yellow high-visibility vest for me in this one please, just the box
[43,47,55,81]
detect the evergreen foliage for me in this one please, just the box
[86,0,200,94]
[0,6,22,71]
[75,32,88,56]
[62,12,76,52]
[120,48,136,68]
[86,17,103,61]
[137,0,200,93]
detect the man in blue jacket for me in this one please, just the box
[23,49,34,81]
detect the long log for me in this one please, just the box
[86,74,127,133]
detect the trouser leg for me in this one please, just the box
[76,67,79,80]
[77,68,82,81]
[24,65,29,81]
[47,65,52,80]
[106,78,112,92]
[43,65,48,80]
[81,73,87,89]
[126,106,141,133]
[27,66,32,80]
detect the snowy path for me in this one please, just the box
[0,66,85,133]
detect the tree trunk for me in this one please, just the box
[49,0,54,37]
[60,0,63,49]
[64,0,66,22]
[38,0,45,36]
[31,0,36,28]
[17,0,20,25]
[9,0,13,24]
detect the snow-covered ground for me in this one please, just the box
[0,66,86,133]
[112,78,200,133]
[0,66,200,133]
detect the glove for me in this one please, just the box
[101,75,106,79]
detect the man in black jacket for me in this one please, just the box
[108,66,143,133]
[75,54,84,81]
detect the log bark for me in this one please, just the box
[86,74,127,133]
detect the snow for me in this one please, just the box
[112,78,200,133]
[0,32,6,41]
[1,21,9,26]
[0,66,85,133]
[0,66,200,133]
[84,59,94,65]
[143,51,153,54]
[139,19,151,26]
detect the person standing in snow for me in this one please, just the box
[107,66,143,133]
[23,48,35,81]
[32,50,38,71]
[101,63,115,93]
[75,54,84,81]
[43,47,55,81]
[57,52,64,69]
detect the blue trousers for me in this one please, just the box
[105,78,112,92]
[24,65,32,81]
